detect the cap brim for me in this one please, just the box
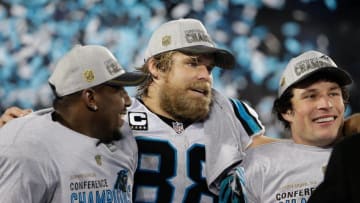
[107,71,147,86]
[177,45,235,69]
[296,67,353,87]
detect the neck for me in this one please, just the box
[53,109,100,139]
[141,95,178,121]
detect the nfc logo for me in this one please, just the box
[128,112,148,130]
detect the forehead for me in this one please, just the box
[173,51,215,62]
[293,80,340,93]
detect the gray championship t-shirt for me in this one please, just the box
[240,140,332,203]
[0,111,137,203]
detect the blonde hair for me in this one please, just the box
[136,51,177,97]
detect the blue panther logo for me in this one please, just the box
[114,169,128,192]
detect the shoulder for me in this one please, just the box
[0,118,56,174]
[245,140,293,160]
[128,97,144,111]
[0,112,55,147]
[211,89,264,133]
[212,89,254,111]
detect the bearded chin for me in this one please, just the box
[160,86,212,122]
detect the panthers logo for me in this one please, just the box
[114,169,128,192]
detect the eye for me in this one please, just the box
[303,94,316,99]
[329,92,340,97]
[188,62,198,67]
[185,59,199,68]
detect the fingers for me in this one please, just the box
[0,107,32,127]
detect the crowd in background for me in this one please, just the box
[0,0,358,138]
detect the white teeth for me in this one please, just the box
[315,117,334,123]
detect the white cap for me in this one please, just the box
[278,50,352,97]
[49,45,146,97]
[144,18,235,69]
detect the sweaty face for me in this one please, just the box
[284,81,345,146]
[159,52,214,122]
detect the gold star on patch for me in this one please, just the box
[162,35,171,47]
[83,70,95,82]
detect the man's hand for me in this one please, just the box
[344,113,360,136]
[0,107,32,127]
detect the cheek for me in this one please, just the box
[105,95,124,111]
[292,103,313,119]
[116,97,126,108]
[165,74,184,88]
[335,101,346,113]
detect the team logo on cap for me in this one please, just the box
[162,35,171,47]
[294,57,334,77]
[185,29,212,44]
[83,70,95,82]
[105,59,121,75]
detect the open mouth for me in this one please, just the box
[190,88,209,96]
[313,116,337,123]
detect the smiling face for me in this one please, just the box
[158,52,214,122]
[282,81,345,146]
[94,84,131,141]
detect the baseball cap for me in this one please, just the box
[278,50,352,97]
[144,18,235,69]
[49,44,146,97]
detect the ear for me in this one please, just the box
[148,58,161,80]
[82,89,98,111]
[281,110,294,123]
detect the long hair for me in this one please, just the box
[136,51,177,98]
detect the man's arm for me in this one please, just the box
[248,135,279,148]
[250,113,360,148]
[0,107,32,127]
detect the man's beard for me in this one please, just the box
[159,80,212,122]
[98,129,123,145]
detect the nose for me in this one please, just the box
[317,96,333,109]
[197,65,212,81]
[124,92,131,107]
